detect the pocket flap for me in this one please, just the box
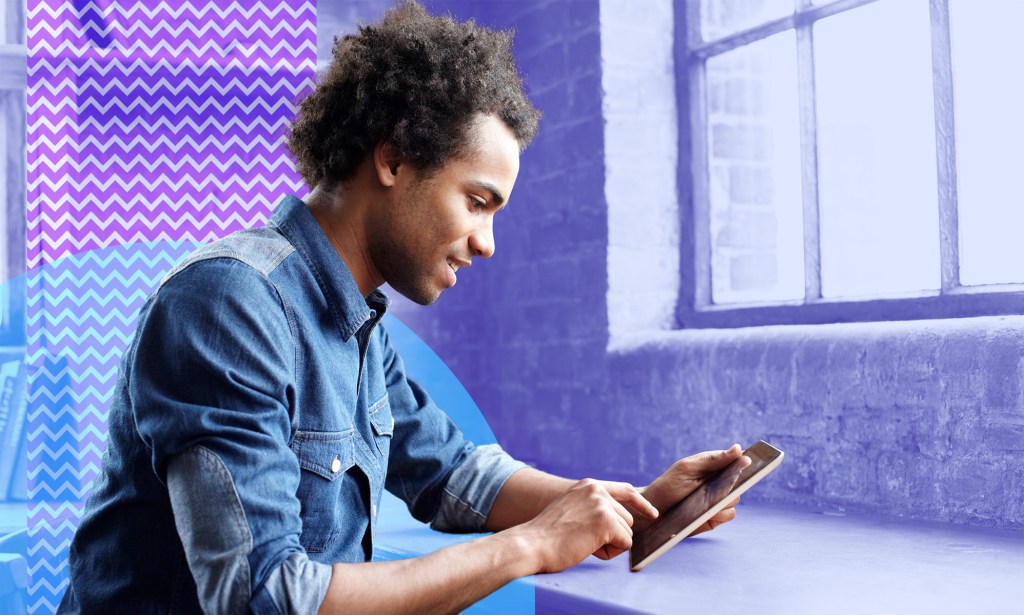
[368,395,394,437]
[291,430,354,481]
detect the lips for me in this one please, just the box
[447,258,471,273]
[445,258,470,288]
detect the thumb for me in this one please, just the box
[695,443,744,469]
[721,443,741,456]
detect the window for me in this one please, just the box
[679,0,1024,327]
[0,0,25,347]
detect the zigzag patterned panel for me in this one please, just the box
[24,242,198,611]
[25,2,316,612]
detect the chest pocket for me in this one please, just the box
[291,430,355,553]
[367,394,394,462]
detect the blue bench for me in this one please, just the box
[0,526,27,615]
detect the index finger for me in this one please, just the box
[606,482,659,521]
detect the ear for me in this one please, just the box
[373,141,404,188]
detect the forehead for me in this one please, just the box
[442,114,520,193]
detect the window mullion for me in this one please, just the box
[686,0,713,310]
[929,0,960,293]
[795,20,822,301]
[689,56,712,310]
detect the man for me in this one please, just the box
[59,2,749,613]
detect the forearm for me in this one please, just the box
[317,529,535,615]
[483,467,576,531]
[319,473,656,613]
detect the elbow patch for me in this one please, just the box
[168,446,253,615]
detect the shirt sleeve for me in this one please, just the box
[130,257,328,614]
[376,323,526,532]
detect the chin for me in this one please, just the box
[391,279,442,306]
[407,291,441,306]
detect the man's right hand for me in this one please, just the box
[512,478,659,574]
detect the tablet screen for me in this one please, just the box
[630,441,783,570]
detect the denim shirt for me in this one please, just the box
[58,195,525,614]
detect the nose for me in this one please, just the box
[469,218,495,259]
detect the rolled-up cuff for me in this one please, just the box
[430,444,527,533]
[250,552,333,615]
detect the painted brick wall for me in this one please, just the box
[384,0,1024,533]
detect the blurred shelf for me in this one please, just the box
[0,504,25,536]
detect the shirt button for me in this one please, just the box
[330,455,342,473]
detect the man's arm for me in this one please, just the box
[485,445,751,547]
[484,467,575,531]
[134,260,330,613]
[317,478,655,614]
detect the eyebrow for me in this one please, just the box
[469,180,506,208]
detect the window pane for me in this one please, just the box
[700,0,794,42]
[815,0,939,299]
[706,31,804,305]
[950,0,1024,286]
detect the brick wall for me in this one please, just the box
[391,0,612,475]
[603,0,679,345]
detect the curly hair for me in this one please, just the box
[287,1,542,190]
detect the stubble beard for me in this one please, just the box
[368,190,444,307]
[375,244,442,306]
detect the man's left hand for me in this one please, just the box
[605,443,751,545]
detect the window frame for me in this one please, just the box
[676,0,1024,328]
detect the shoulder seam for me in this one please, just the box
[156,253,301,402]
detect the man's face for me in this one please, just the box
[369,114,521,305]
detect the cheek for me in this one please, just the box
[410,216,459,258]
[436,206,472,241]
[408,191,473,249]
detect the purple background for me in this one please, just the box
[322,0,1023,534]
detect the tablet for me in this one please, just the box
[629,440,784,572]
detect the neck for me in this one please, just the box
[303,184,383,298]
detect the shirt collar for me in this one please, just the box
[269,194,390,342]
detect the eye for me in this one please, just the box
[468,196,488,210]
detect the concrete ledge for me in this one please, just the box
[604,316,1024,532]
[374,495,1024,614]
[533,503,1024,614]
